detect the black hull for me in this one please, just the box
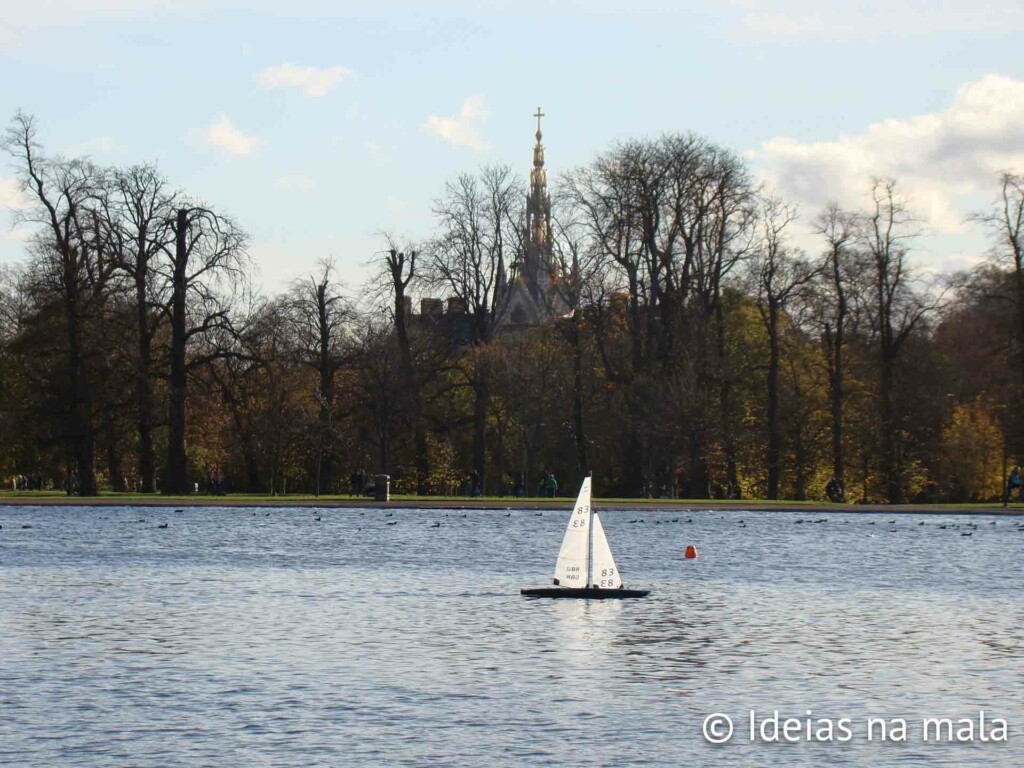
[520,587,650,599]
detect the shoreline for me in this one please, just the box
[1,494,1023,515]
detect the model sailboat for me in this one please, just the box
[521,473,649,599]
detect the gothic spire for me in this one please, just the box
[527,107,551,253]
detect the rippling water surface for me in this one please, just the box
[1,505,1021,767]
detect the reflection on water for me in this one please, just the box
[0,506,1021,767]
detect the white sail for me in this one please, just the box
[590,512,623,589]
[552,476,591,588]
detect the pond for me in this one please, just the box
[1,505,1020,766]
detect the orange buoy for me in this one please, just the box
[684,545,698,559]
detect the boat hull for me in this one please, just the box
[520,587,650,599]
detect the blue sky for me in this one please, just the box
[2,0,1023,291]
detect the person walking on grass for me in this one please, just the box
[1008,465,1021,502]
[545,472,558,498]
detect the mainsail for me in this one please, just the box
[590,512,623,589]
[552,475,591,587]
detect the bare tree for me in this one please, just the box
[971,172,1024,384]
[751,195,819,499]
[373,235,430,492]
[861,178,930,503]
[691,144,758,498]
[564,135,757,497]
[428,165,525,491]
[549,196,600,475]
[2,111,114,495]
[102,164,177,492]
[813,202,859,491]
[159,205,248,494]
[285,259,352,494]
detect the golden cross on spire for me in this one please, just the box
[534,107,544,140]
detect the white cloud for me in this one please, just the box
[0,228,32,243]
[384,196,410,218]
[755,74,1024,235]
[258,63,354,98]
[275,174,315,193]
[0,178,25,210]
[200,116,261,157]
[421,96,490,151]
[364,141,390,165]
[732,0,1024,39]
[740,12,825,36]
[66,135,120,157]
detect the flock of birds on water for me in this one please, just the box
[2,509,1024,537]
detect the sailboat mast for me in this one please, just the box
[586,471,594,588]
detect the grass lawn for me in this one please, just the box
[0,489,1022,512]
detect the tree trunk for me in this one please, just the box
[1015,247,1024,388]
[715,300,740,498]
[414,423,429,496]
[570,318,589,475]
[766,302,781,500]
[102,401,125,492]
[826,243,848,487]
[472,374,488,495]
[880,350,901,503]
[393,278,429,495]
[826,323,846,486]
[164,209,189,495]
[135,260,156,492]
[65,264,98,496]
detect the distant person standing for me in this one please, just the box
[826,475,846,503]
[1008,466,1021,502]
[545,472,558,498]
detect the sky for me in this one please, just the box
[1,0,1023,293]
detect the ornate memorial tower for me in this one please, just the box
[522,107,555,308]
[498,107,563,329]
